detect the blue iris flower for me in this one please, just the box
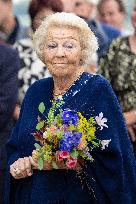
[61,108,78,125]
[59,131,82,152]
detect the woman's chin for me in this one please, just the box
[50,67,73,78]
[53,71,71,78]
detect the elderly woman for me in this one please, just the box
[5,13,136,204]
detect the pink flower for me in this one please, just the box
[66,157,77,169]
[50,126,57,134]
[56,151,70,161]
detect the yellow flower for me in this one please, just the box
[32,150,40,160]
[77,112,96,142]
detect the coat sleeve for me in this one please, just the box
[4,96,27,204]
[0,48,19,129]
[85,76,136,204]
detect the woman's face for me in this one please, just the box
[131,4,136,30]
[98,0,125,30]
[43,26,82,77]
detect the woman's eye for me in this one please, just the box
[65,43,74,49]
[47,44,57,49]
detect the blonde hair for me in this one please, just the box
[33,12,98,65]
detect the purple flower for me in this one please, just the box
[61,108,78,125]
[59,131,82,152]
[83,147,94,161]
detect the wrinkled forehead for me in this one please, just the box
[46,25,80,40]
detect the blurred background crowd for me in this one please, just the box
[0,0,136,203]
[14,0,135,28]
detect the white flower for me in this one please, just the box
[57,95,63,100]
[101,139,111,150]
[95,112,108,130]
[43,131,48,139]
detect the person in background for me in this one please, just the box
[61,0,75,12]
[98,1,136,156]
[13,0,63,120]
[73,0,121,59]
[0,44,19,204]
[97,0,131,36]
[73,0,99,19]
[0,0,28,45]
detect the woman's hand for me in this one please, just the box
[29,156,52,170]
[30,150,52,170]
[30,150,84,171]
[30,155,69,170]
[30,156,83,171]
[127,125,136,142]
[124,111,136,142]
[124,111,136,126]
[13,104,21,121]
[10,157,33,179]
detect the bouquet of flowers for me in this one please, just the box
[32,101,111,170]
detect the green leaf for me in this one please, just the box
[34,143,41,150]
[38,102,45,114]
[92,141,100,147]
[89,117,96,125]
[38,157,44,170]
[52,161,59,169]
[36,121,44,130]
[56,131,63,139]
[71,149,79,158]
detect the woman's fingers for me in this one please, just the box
[128,125,136,142]
[17,158,28,177]
[43,161,52,170]
[29,156,38,169]
[10,165,18,178]
[10,157,33,179]
[29,156,52,170]
[10,162,25,179]
[132,123,136,129]
[24,157,33,176]
[124,111,136,126]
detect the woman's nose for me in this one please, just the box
[56,45,65,57]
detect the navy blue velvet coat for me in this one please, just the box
[5,73,136,204]
[0,45,19,169]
